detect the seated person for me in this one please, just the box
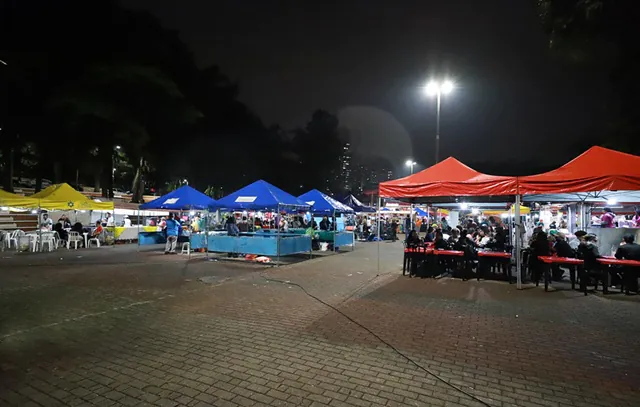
[424,227,435,243]
[71,222,84,235]
[553,231,575,258]
[433,230,449,250]
[447,228,460,247]
[53,222,68,242]
[615,234,640,293]
[405,230,421,248]
[92,220,104,240]
[615,234,640,261]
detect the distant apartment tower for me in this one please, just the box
[339,142,352,191]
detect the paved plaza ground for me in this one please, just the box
[1,242,639,407]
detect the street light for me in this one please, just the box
[405,159,417,174]
[423,79,455,163]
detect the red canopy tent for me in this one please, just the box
[379,157,518,198]
[518,146,640,195]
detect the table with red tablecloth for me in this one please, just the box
[478,251,512,282]
[538,256,584,292]
[597,257,640,295]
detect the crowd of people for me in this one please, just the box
[405,216,510,257]
[527,225,640,292]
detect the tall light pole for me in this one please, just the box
[424,79,454,163]
[405,159,417,175]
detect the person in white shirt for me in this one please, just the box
[123,215,131,227]
[105,212,115,227]
[40,212,53,230]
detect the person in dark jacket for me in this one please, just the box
[433,230,449,250]
[424,226,435,243]
[404,215,411,235]
[615,235,640,293]
[551,231,575,281]
[390,218,398,242]
[529,230,550,283]
[405,230,421,247]
[616,235,640,260]
[319,216,331,231]
[577,234,603,290]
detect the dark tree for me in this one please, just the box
[539,0,640,153]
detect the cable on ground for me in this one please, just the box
[263,276,492,407]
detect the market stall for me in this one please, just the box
[138,185,215,250]
[379,157,522,284]
[208,180,311,262]
[299,189,355,250]
[519,146,640,255]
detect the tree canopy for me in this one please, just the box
[0,0,348,199]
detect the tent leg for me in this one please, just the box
[515,195,522,290]
[137,209,140,252]
[277,204,280,266]
[377,195,381,274]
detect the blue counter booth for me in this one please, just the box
[207,180,314,264]
[299,189,356,252]
[137,185,217,250]
[190,230,311,259]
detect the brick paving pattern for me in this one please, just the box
[1,242,639,406]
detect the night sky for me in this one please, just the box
[123,0,608,175]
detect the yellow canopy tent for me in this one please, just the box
[483,205,530,216]
[31,183,114,211]
[0,189,40,208]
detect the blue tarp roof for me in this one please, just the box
[415,207,428,217]
[341,194,375,213]
[210,180,309,211]
[139,185,215,210]
[298,189,354,214]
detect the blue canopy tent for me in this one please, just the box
[341,194,375,213]
[137,185,215,251]
[299,189,354,214]
[140,185,215,210]
[210,180,309,212]
[207,180,311,263]
[415,207,428,217]
[299,189,355,251]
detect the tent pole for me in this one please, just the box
[515,195,522,290]
[377,195,381,274]
[277,204,280,266]
[333,209,337,253]
[205,209,209,261]
[137,208,140,252]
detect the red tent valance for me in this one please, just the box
[379,157,519,198]
[518,146,640,195]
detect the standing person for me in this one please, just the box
[164,213,180,254]
[600,207,616,228]
[105,212,115,227]
[632,207,640,227]
[390,218,398,242]
[440,216,450,232]
[320,216,331,231]
[404,215,411,236]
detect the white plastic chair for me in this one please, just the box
[67,231,82,250]
[181,242,190,255]
[8,229,22,249]
[88,233,101,248]
[40,232,56,252]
